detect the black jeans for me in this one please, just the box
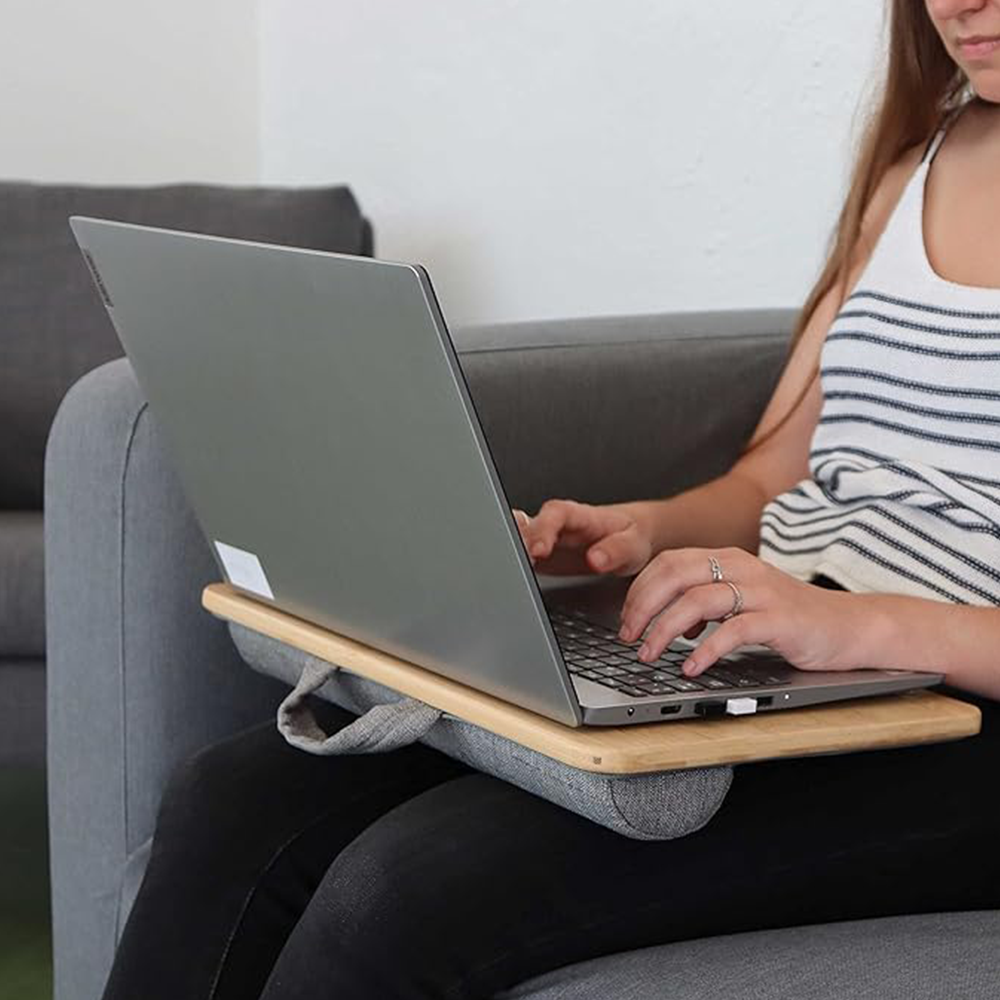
[102,692,1000,1000]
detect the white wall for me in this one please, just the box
[4,2,887,323]
[259,0,885,327]
[1,0,258,184]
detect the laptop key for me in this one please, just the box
[618,650,648,662]
[705,667,742,685]
[633,676,671,691]
[640,682,677,696]
[601,646,631,658]
[596,666,630,678]
[670,678,705,692]
[699,675,730,690]
[596,677,625,689]
[621,686,649,698]
[657,667,684,678]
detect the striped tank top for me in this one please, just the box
[759,126,1000,607]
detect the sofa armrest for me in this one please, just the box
[44,358,286,1000]
[455,309,794,514]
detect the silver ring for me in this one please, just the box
[721,580,744,620]
[708,555,724,584]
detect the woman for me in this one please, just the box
[103,2,1000,998]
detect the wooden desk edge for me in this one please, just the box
[202,583,982,775]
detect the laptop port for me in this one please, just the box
[694,701,726,718]
[660,705,681,715]
[757,696,773,708]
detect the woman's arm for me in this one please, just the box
[523,301,830,569]
[632,147,926,556]
[629,285,832,555]
[856,595,1000,700]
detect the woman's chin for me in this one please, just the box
[969,70,1000,104]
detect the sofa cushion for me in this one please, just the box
[500,910,1000,1000]
[0,181,373,510]
[0,511,44,657]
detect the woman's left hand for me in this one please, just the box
[618,547,875,677]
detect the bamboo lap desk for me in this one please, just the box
[203,583,981,775]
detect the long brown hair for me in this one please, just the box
[749,0,971,451]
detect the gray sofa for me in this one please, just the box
[1,180,372,764]
[45,309,1000,999]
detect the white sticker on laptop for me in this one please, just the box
[214,541,275,599]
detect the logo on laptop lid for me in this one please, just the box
[81,249,114,308]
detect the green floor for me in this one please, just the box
[0,761,52,1000]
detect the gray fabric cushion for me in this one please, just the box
[500,910,1000,1000]
[1,181,372,510]
[454,310,793,514]
[230,624,733,841]
[0,511,44,656]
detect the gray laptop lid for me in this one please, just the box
[71,217,582,726]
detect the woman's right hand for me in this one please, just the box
[512,499,655,576]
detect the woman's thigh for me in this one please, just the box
[102,702,469,1000]
[261,693,1000,1000]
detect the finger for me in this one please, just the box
[682,613,769,676]
[619,549,715,641]
[528,500,595,559]
[586,529,645,576]
[525,500,572,558]
[637,583,742,661]
[622,547,758,640]
[683,623,706,640]
[511,511,537,565]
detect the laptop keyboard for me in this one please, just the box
[549,610,789,699]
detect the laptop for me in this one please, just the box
[69,217,941,727]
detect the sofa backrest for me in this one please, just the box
[0,181,373,510]
[454,309,796,514]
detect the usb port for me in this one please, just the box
[694,701,726,718]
